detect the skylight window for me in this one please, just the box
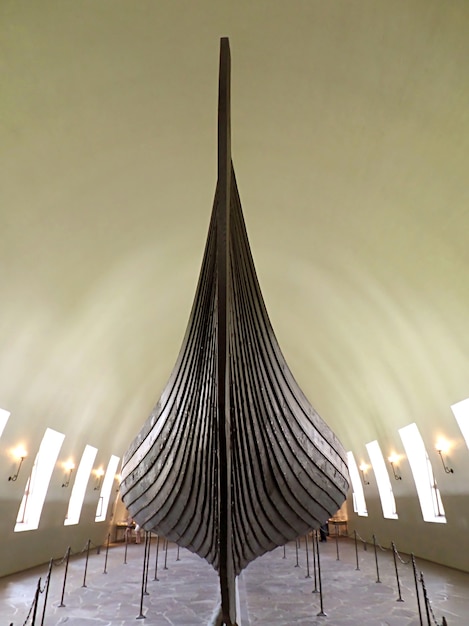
[64,444,98,526]
[346,451,368,516]
[15,428,65,532]
[0,408,10,439]
[365,440,398,519]
[95,455,120,522]
[450,397,469,450]
[398,423,446,523]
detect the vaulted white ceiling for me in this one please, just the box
[2,1,469,479]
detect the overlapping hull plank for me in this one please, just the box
[120,38,349,625]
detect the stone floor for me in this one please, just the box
[2,534,468,625]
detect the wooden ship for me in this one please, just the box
[120,38,349,626]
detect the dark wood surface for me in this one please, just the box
[120,37,349,626]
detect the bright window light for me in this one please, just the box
[0,408,10,439]
[365,440,398,520]
[398,423,446,523]
[15,428,65,532]
[450,398,469,450]
[64,445,98,526]
[346,451,368,516]
[95,455,120,522]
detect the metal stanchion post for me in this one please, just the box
[176,544,180,561]
[335,523,340,561]
[144,532,151,596]
[372,535,381,583]
[419,572,432,626]
[411,554,424,626]
[304,534,311,578]
[391,542,404,602]
[283,544,286,559]
[315,532,327,617]
[58,547,71,608]
[164,538,169,570]
[295,538,300,567]
[82,539,91,588]
[40,559,53,626]
[153,535,160,581]
[312,531,319,593]
[137,532,150,620]
[124,527,129,565]
[354,530,360,571]
[103,533,110,574]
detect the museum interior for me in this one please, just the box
[2,1,469,624]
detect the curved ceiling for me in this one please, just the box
[2,1,469,475]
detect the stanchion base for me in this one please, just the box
[58,603,65,608]
[376,580,382,584]
[136,614,146,620]
[144,591,150,596]
[304,574,311,579]
[82,584,87,588]
[317,611,327,617]
[312,589,320,594]
[396,598,404,602]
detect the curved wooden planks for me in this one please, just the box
[120,37,349,626]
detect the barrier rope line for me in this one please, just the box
[420,571,448,626]
[39,571,49,595]
[342,529,448,625]
[353,530,367,544]
[52,548,70,567]
[49,537,104,567]
[15,532,450,626]
[20,587,38,626]
[20,560,55,625]
[15,534,110,626]
[392,543,410,565]
[375,538,389,552]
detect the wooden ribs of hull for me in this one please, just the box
[120,38,349,625]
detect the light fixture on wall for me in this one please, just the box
[387,454,402,480]
[359,463,370,485]
[94,468,104,491]
[8,446,27,482]
[62,461,75,488]
[435,439,454,474]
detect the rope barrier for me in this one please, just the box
[420,571,448,626]
[13,531,450,626]
[343,530,448,625]
[20,586,38,626]
[392,543,411,565]
[13,533,111,626]
[318,528,448,625]
[375,537,389,552]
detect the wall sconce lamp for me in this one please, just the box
[388,454,402,480]
[94,468,104,491]
[359,463,370,485]
[8,447,27,482]
[435,440,454,474]
[62,461,75,488]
